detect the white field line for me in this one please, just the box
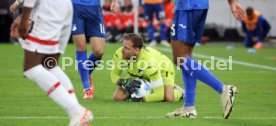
[157,47,276,71]
[0,116,276,120]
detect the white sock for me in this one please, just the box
[49,66,78,102]
[24,65,83,118]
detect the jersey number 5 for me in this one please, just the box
[171,24,175,36]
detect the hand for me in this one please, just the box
[124,79,141,97]
[117,78,133,87]
[110,1,120,14]
[229,1,246,22]
[10,1,20,13]
[10,16,22,39]
[18,18,30,38]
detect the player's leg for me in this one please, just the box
[72,4,92,98]
[244,32,257,53]
[167,10,204,118]
[89,37,105,75]
[84,6,106,99]
[85,6,105,74]
[144,4,156,46]
[112,86,127,101]
[87,37,105,95]
[44,53,93,125]
[168,40,198,118]
[254,30,264,49]
[49,22,78,102]
[170,10,237,118]
[23,50,86,120]
[63,4,94,124]
[156,4,170,47]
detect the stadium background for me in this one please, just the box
[0,0,276,43]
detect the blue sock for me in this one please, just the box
[183,57,223,94]
[147,23,156,42]
[181,66,197,107]
[76,51,90,90]
[160,23,167,41]
[88,53,102,75]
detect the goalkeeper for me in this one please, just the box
[110,33,183,102]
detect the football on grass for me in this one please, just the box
[131,79,152,98]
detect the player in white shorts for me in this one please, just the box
[10,0,93,125]
[21,1,72,54]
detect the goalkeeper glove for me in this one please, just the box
[124,79,141,95]
[128,97,143,102]
[117,78,133,87]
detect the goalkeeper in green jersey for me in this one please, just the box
[110,33,183,102]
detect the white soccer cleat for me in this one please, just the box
[69,109,93,126]
[148,41,157,47]
[160,40,170,47]
[166,106,197,118]
[221,85,238,119]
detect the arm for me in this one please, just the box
[18,0,36,38]
[257,16,271,42]
[241,21,247,33]
[142,67,165,102]
[10,0,24,13]
[228,0,246,22]
[110,52,124,84]
[144,86,164,102]
[110,61,123,84]
[260,16,271,37]
[110,0,120,14]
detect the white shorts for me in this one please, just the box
[22,0,73,54]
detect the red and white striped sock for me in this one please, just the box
[49,66,78,102]
[24,65,83,118]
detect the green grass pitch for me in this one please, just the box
[0,43,276,126]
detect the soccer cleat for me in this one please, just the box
[89,76,95,95]
[166,106,197,118]
[247,48,256,53]
[83,89,93,99]
[221,85,238,119]
[160,40,170,47]
[254,42,264,49]
[69,109,93,126]
[148,41,157,47]
[83,76,95,99]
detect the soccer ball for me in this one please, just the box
[131,79,152,98]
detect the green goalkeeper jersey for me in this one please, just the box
[110,46,183,102]
[111,46,174,85]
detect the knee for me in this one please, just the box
[75,42,87,51]
[93,49,104,57]
[73,37,87,51]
